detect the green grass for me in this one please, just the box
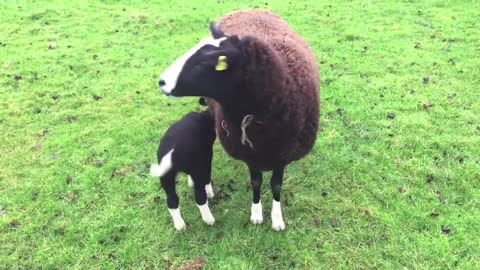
[1,0,479,269]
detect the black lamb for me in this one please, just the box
[150,108,216,231]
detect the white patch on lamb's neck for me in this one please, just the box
[159,36,226,95]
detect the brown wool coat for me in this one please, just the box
[208,10,320,171]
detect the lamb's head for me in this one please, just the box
[158,22,243,100]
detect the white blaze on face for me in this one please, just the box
[159,36,226,95]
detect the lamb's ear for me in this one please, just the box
[199,97,207,106]
[209,21,226,39]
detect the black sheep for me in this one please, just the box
[157,10,320,231]
[150,108,216,231]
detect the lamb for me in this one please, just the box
[150,104,216,231]
[157,10,320,231]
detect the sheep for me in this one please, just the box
[157,10,319,231]
[150,105,216,231]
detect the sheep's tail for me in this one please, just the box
[150,149,174,177]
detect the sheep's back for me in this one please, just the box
[218,9,319,90]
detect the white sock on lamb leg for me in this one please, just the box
[271,199,285,231]
[197,202,215,225]
[205,183,214,199]
[250,201,263,224]
[168,208,186,231]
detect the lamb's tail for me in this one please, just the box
[150,149,174,177]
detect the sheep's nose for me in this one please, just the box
[158,78,173,96]
[158,79,166,87]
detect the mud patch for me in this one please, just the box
[441,225,451,235]
[419,101,433,110]
[331,217,341,230]
[67,115,78,123]
[177,257,206,270]
[64,191,78,203]
[9,219,20,229]
[94,160,106,167]
[438,194,446,204]
[110,167,130,179]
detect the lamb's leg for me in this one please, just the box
[191,172,215,225]
[161,170,186,231]
[188,175,214,199]
[205,150,214,199]
[270,166,286,231]
[249,166,263,224]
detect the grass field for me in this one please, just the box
[1,0,479,269]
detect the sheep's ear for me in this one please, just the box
[227,35,240,44]
[209,21,226,39]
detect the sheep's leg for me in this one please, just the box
[191,172,215,225]
[270,166,286,231]
[161,170,186,231]
[249,166,263,224]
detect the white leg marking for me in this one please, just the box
[271,200,285,231]
[168,207,186,231]
[187,175,194,188]
[205,183,214,199]
[150,149,174,177]
[197,202,215,225]
[159,36,227,94]
[250,201,263,225]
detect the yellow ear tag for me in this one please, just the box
[215,55,228,71]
